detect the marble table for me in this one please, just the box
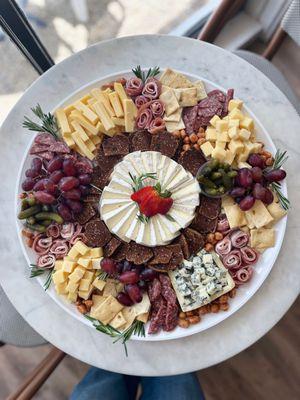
[0,35,299,375]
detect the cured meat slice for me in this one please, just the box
[74,203,97,225]
[148,302,166,334]
[149,100,165,117]
[130,130,152,152]
[149,117,166,134]
[175,234,190,259]
[85,219,112,247]
[112,242,130,262]
[135,95,149,108]
[182,106,198,135]
[49,141,70,154]
[149,246,174,265]
[136,108,153,130]
[148,278,162,302]
[190,213,218,234]
[207,89,226,103]
[199,195,221,219]
[34,133,56,146]
[142,77,162,100]
[150,131,179,158]
[94,149,122,172]
[126,242,153,265]
[164,302,178,331]
[104,237,122,257]
[178,148,206,176]
[222,88,234,117]
[91,167,111,190]
[102,135,129,157]
[183,228,205,255]
[30,144,49,155]
[125,77,143,97]
[159,274,177,305]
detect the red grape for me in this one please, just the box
[62,188,81,200]
[230,187,246,198]
[22,178,35,191]
[25,168,39,178]
[63,159,77,176]
[264,188,274,205]
[100,258,117,275]
[47,157,63,173]
[252,183,266,201]
[57,204,72,221]
[65,199,83,214]
[44,180,56,194]
[33,178,48,191]
[119,271,140,284]
[140,268,158,281]
[31,158,42,172]
[122,261,133,272]
[116,292,133,306]
[34,191,55,204]
[78,174,91,185]
[59,177,79,191]
[248,153,265,168]
[79,185,90,196]
[49,170,64,184]
[251,166,263,183]
[237,168,253,188]
[138,280,148,291]
[264,169,286,182]
[125,284,142,303]
[239,195,255,211]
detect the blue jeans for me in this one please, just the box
[70,367,205,400]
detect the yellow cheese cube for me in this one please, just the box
[52,270,68,285]
[240,116,254,131]
[78,286,94,300]
[79,279,91,291]
[55,108,71,135]
[222,115,229,121]
[123,99,137,133]
[62,260,77,273]
[229,140,244,155]
[200,141,214,157]
[93,101,115,132]
[74,101,99,124]
[62,133,76,148]
[90,248,103,258]
[244,141,257,155]
[69,267,86,283]
[239,128,251,141]
[236,150,249,163]
[205,127,217,141]
[228,118,240,128]
[216,120,228,132]
[84,270,95,281]
[108,91,124,118]
[90,89,115,117]
[215,141,226,150]
[224,150,235,165]
[91,258,103,269]
[90,134,102,145]
[55,282,68,295]
[68,245,80,260]
[54,260,63,271]
[211,147,226,161]
[71,131,94,160]
[228,126,239,140]
[73,241,89,255]
[67,291,78,303]
[229,108,244,120]
[113,82,128,101]
[70,120,90,141]
[216,131,230,142]
[92,278,106,291]
[85,139,96,152]
[228,99,243,111]
[66,280,79,293]
[78,257,91,269]
[209,115,221,127]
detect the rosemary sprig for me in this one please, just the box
[29,264,53,291]
[269,149,290,210]
[272,149,288,170]
[165,214,176,222]
[129,172,157,192]
[85,315,145,356]
[97,271,109,281]
[132,65,160,83]
[23,104,59,139]
[137,214,150,224]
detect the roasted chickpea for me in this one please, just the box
[193,144,200,151]
[204,243,214,252]
[265,157,273,166]
[189,133,198,143]
[198,307,207,315]
[207,233,215,244]
[229,288,237,298]
[211,304,220,313]
[180,129,187,138]
[178,318,190,328]
[197,138,206,146]
[173,130,181,138]
[188,315,200,324]
[186,311,195,317]
[83,300,93,311]
[214,232,223,241]
[179,311,186,319]
[220,303,229,311]
[77,304,87,314]
[183,144,191,151]
[218,294,228,304]
[183,136,191,144]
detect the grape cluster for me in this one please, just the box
[22,156,92,221]
[230,153,286,211]
[100,258,158,305]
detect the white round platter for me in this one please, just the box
[15,69,287,341]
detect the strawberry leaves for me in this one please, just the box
[129,172,157,192]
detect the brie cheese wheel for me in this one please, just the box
[100,151,200,246]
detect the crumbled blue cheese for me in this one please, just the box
[168,250,235,312]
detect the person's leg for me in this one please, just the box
[70,367,130,400]
[141,373,205,400]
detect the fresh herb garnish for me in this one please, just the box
[165,214,176,222]
[30,264,53,291]
[23,104,59,139]
[129,172,157,192]
[132,65,160,83]
[270,149,290,210]
[85,315,145,356]
[137,214,150,224]
[97,271,109,281]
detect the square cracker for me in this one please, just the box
[92,295,123,325]
[174,88,198,107]
[159,68,178,86]
[168,72,194,89]
[165,118,185,133]
[163,108,182,122]
[194,80,207,100]
[250,228,275,251]
[159,88,180,116]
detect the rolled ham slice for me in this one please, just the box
[32,234,53,255]
[241,246,258,265]
[142,77,162,100]
[223,250,242,270]
[37,254,56,269]
[215,236,232,256]
[217,215,230,233]
[148,117,166,134]
[46,223,61,239]
[230,230,249,248]
[234,267,253,285]
[60,223,75,240]
[149,100,165,117]
[125,77,143,97]
[135,95,149,108]
[50,240,69,259]
[136,108,153,130]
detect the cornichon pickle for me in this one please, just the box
[26,217,36,225]
[222,174,232,189]
[18,205,41,220]
[200,166,212,177]
[25,223,47,233]
[227,170,238,178]
[42,205,51,212]
[39,220,52,227]
[218,186,226,194]
[211,172,222,180]
[27,197,36,206]
[207,159,219,170]
[205,188,218,196]
[198,175,217,189]
[21,199,29,210]
[34,212,63,224]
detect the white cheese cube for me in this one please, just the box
[200,141,214,157]
[228,118,240,128]
[229,108,244,120]
[216,131,230,142]
[228,140,244,155]
[205,127,217,141]
[211,147,226,161]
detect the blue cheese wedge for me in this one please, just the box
[169,250,235,312]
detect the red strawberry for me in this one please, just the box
[131,186,154,204]
[156,197,173,215]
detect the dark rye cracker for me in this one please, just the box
[126,242,153,265]
[94,149,122,172]
[190,212,218,234]
[183,228,205,255]
[104,237,122,257]
[199,195,221,219]
[149,246,174,265]
[91,166,111,190]
[178,148,206,176]
[150,131,179,158]
[150,244,184,272]
[130,130,152,152]
[112,242,130,262]
[85,219,112,247]
[102,134,129,156]
[175,234,190,259]
[74,203,97,225]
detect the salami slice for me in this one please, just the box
[130,130,152,152]
[175,234,190,259]
[74,203,97,225]
[34,151,54,160]
[207,89,226,103]
[34,133,56,145]
[104,237,122,257]
[178,148,206,176]
[149,246,174,265]
[182,106,198,135]
[148,301,166,334]
[150,131,179,158]
[190,213,218,234]
[85,219,112,247]
[49,141,70,154]
[199,196,221,219]
[102,134,129,157]
[222,88,234,117]
[126,242,153,265]
[159,274,177,305]
[183,228,205,255]
[148,278,162,303]
[164,302,178,332]
[30,144,49,154]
